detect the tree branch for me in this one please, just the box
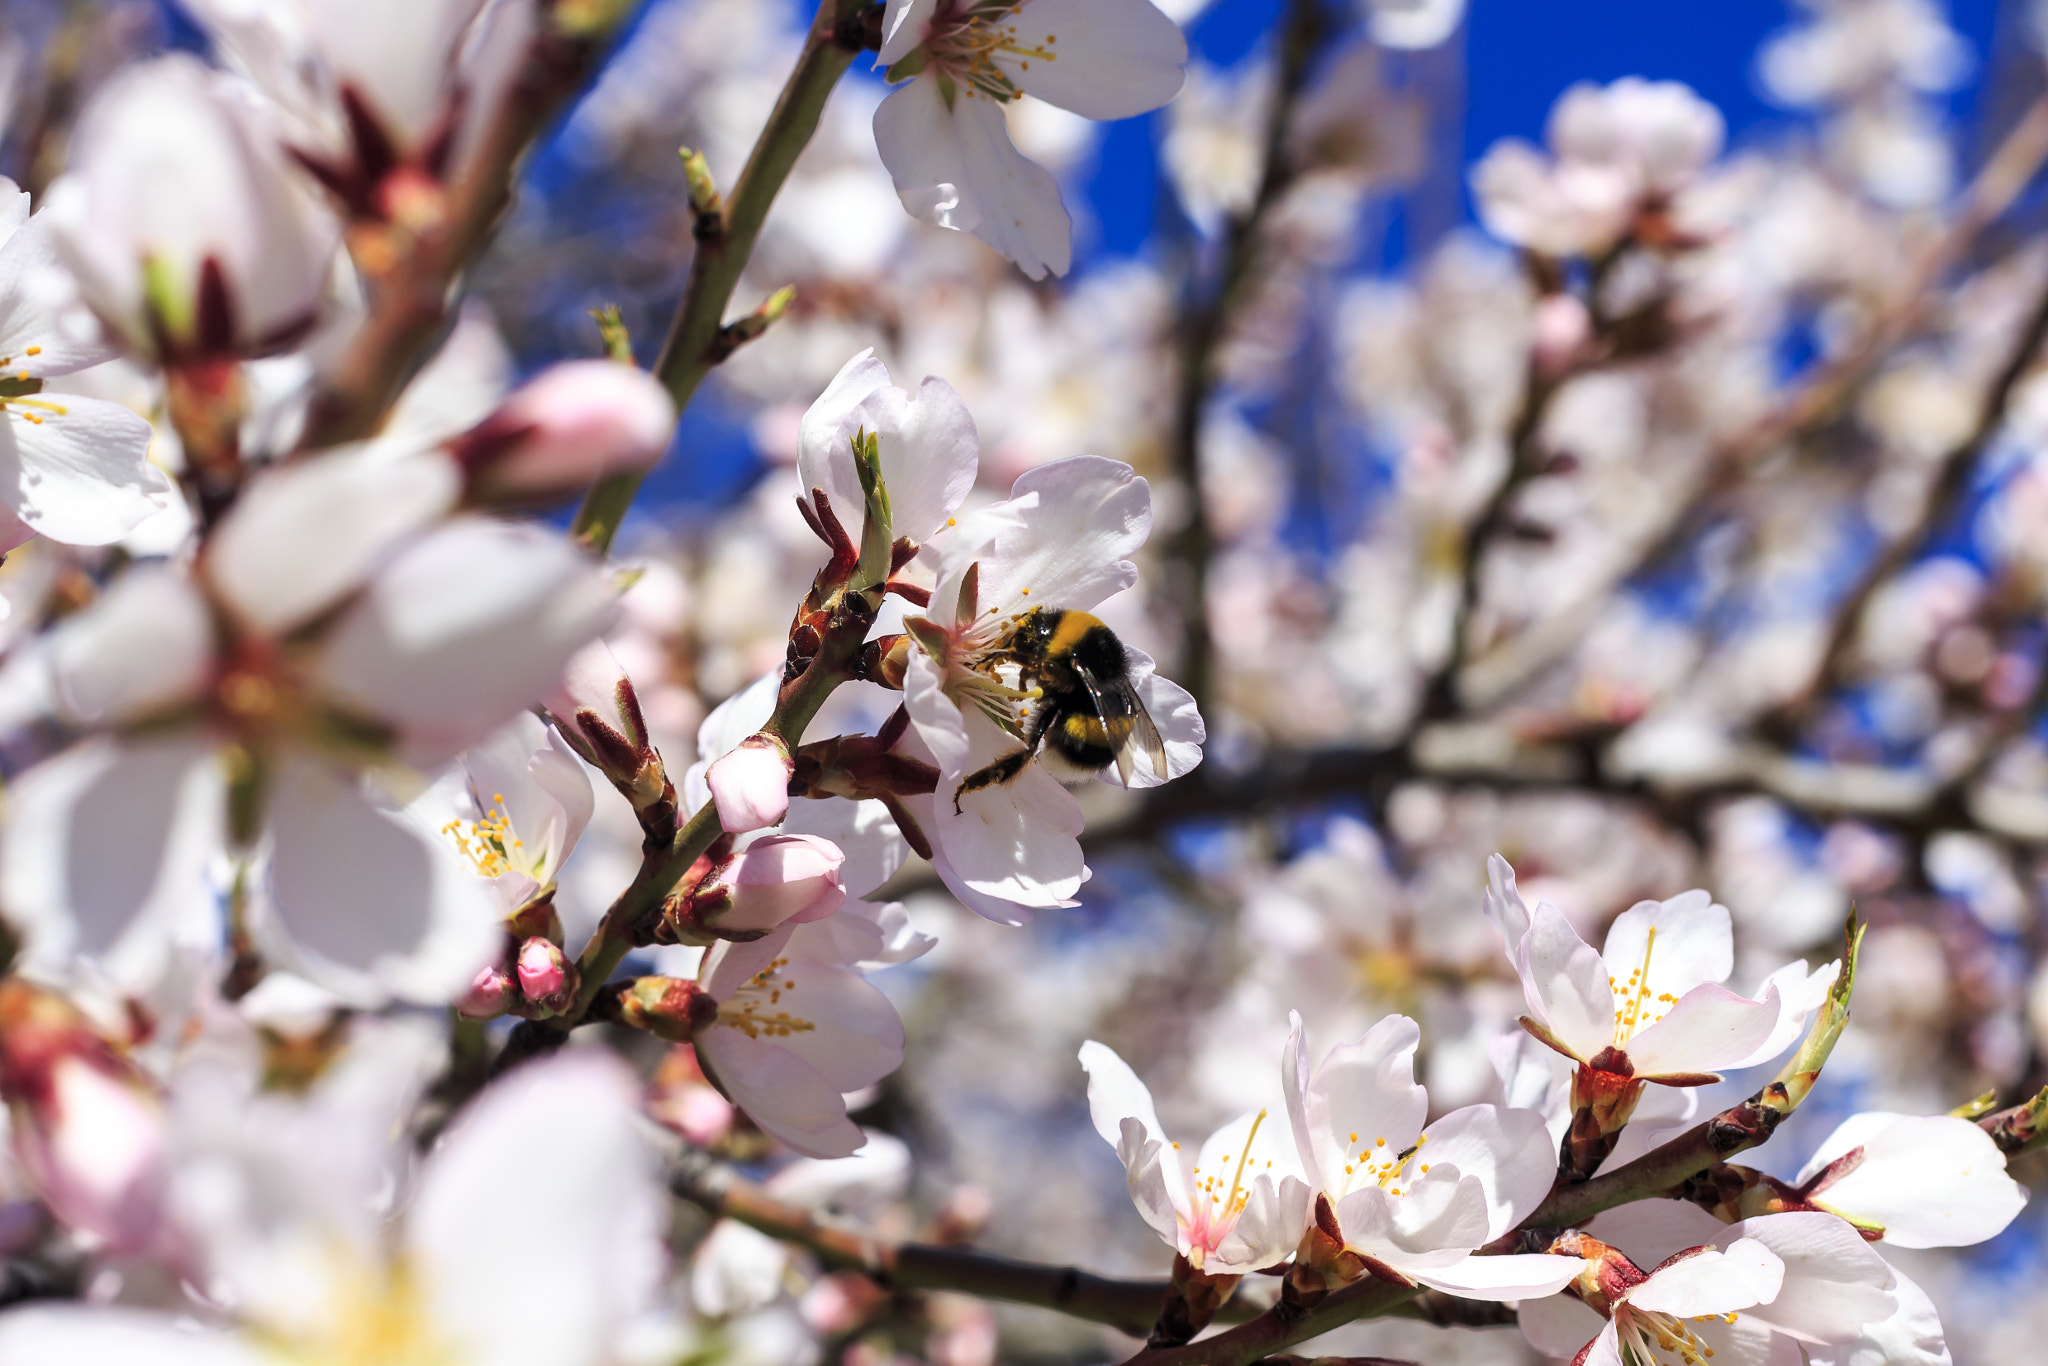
[569,0,870,556]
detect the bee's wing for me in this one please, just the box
[1072,659,1168,787]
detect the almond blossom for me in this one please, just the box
[1282,1012,1583,1300]
[1521,1211,1898,1366]
[687,905,914,1158]
[1,447,614,1003]
[0,177,169,550]
[1080,1039,1309,1274]
[43,54,339,361]
[872,0,1189,279]
[0,1043,676,1366]
[901,455,1204,924]
[1483,854,1835,1169]
[797,347,978,557]
[1788,1111,2026,1248]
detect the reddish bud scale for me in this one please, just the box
[600,977,719,1042]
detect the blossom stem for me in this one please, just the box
[570,0,871,555]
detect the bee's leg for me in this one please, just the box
[952,747,1034,812]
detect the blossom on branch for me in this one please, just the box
[872,0,1188,279]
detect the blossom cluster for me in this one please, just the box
[0,0,2045,1363]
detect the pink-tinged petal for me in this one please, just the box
[1622,1239,1783,1318]
[1518,901,1614,1062]
[1412,1251,1584,1301]
[1622,982,1783,1080]
[696,1026,864,1159]
[47,565,212,725]
[12,1054,167,1255]
[1519,1291,1605,1359]
[1416,1103,1558,1239]
[1729,1212,1896,1346]
[1602,887,1732,1001]
[409,1051,664,1366]
[972,456,1151,617]
[260,755,501,1005]
[0,392,166,547]
[1303,1015,1428,1197]
[208,449,461,639]
[0,736,223,990]
[0,1308,266,1366]
[872,76,1072,280]
[1089,645,1204,789]
[784,795,908,902]
[707,738,795,834]
[1004,0,1187,120]
[310,517,618,757]
[1483,852,1533,960]
[714,834,848,931]
[1805,1114,2023,1249]
[1191,1106,1294,1217]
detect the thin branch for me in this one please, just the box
[1163,0,1329,713]
[1453,90,2048,715]
[570,0,869,556]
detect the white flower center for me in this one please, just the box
[714,955,817,1040]
[1177,1108,1272,1266]
[1334,1129,1429,1199]
[1611,925,1678,1047]
[1615,1304,1738,1366]
[927,1,1058,103]
[441,794,530,880]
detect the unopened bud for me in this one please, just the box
[1531,293,1591,379]
[602,977,719,1042]
[0,981,166,1254]
[516,937,578,1017]
[454,360,677,504]
[548,641,668,804]
[706,734,795,833]
[458,963,517,1021]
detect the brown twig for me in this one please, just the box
[1163,0,1329,713]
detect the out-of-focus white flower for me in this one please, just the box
[2,449,615,1003]
[182,0,537,223]
[1759,0,1968,107]
[1361,0,1466,50]
[798,347,978,557]
[901,456,1204,924]
[1471,78,1724,258]
[1793,1111,2026,1248]
[0,178,170,548]
[1282,1012,1582,1299]
[872,0,1188,278]
[1521,1211,1899,1366]
[1483,854,1834,1086]
[693,909,907,1158]
[453,359,677,504]
[1080,1039,1309,1273]
[0,1046,674,1366]
[43,55,339,360]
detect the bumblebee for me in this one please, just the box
[953,607,1167,810]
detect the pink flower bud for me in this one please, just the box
[458,964,517,1021]
[516,937,577,1016]
[710,833,847,932]
[0,982,165,1255]
[1531,293,1592,378]
[707,734,795,833]
[455,361,677,503]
